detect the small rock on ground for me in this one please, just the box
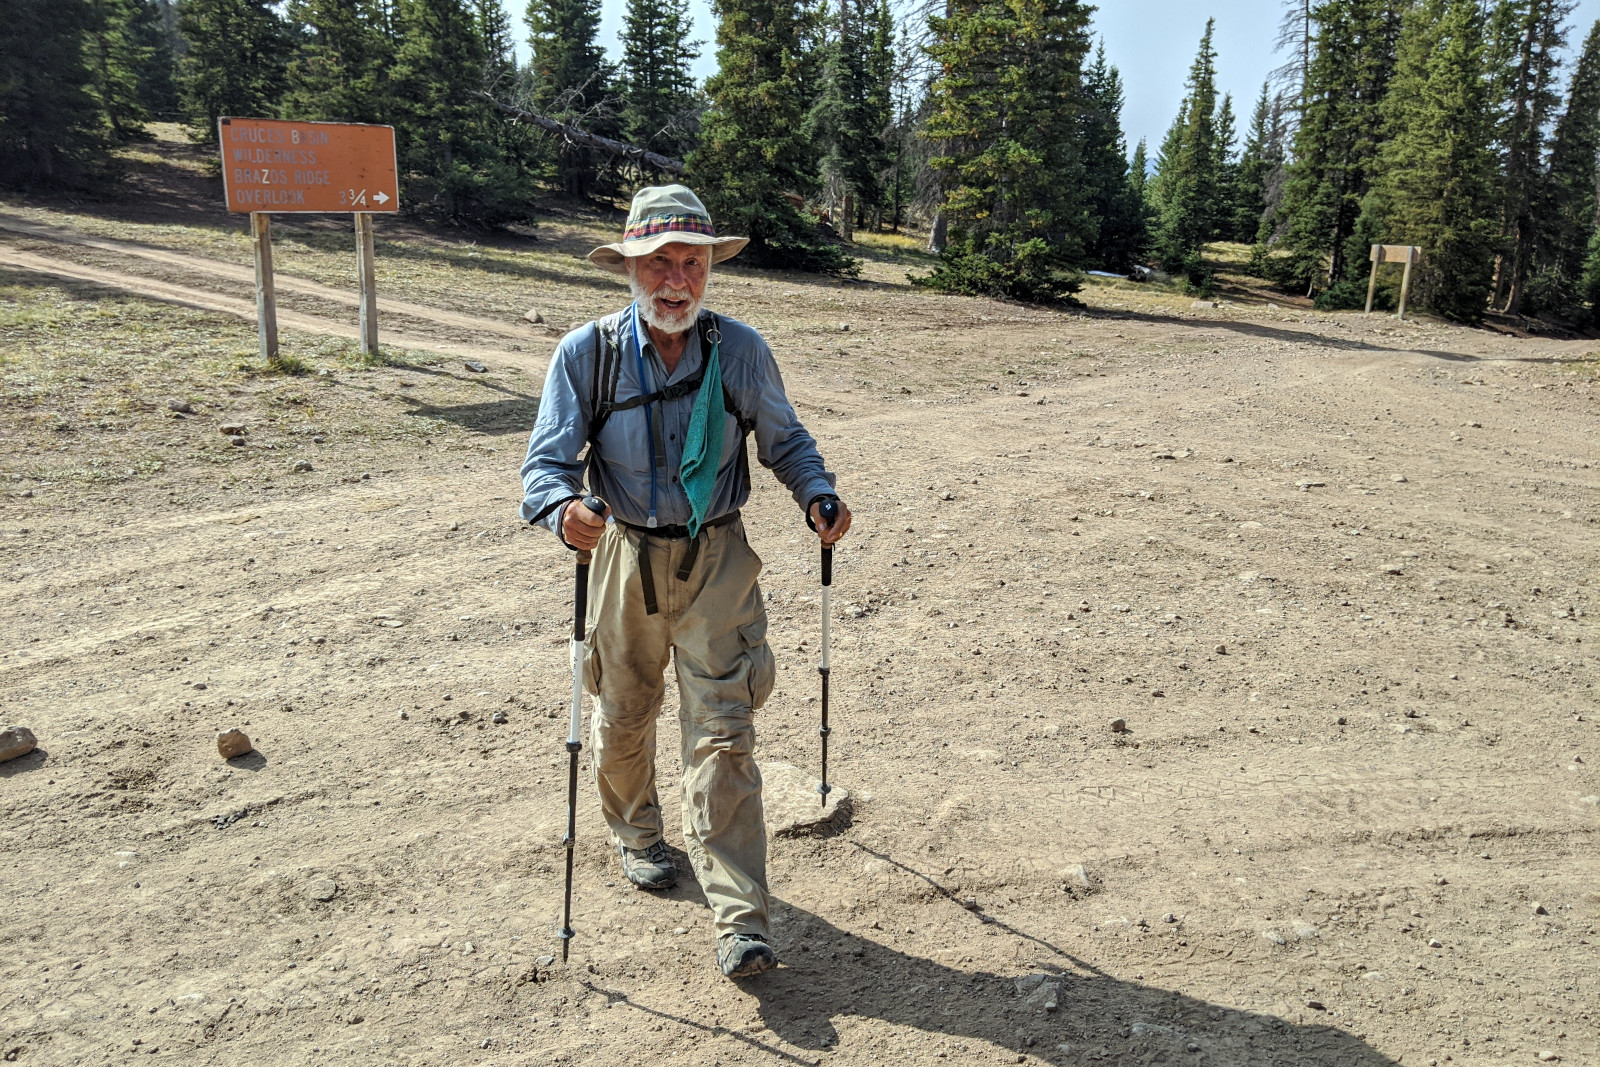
[290,460,313,473]
[463,361,487,373]
[761,760,849,836]
[305,878,338,902]
[216,728,252,759]
[1058,863,1092,891]
[219,422,246,435]
[1109,718,1127,733]
[167,399,195,414]
[0,725,38,762]
[523,309,544,324]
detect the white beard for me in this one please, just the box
[629,268,708,334]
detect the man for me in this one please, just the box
[519,185,852,979]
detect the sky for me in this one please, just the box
[504,0,1600,158]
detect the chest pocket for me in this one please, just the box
[594,398,654,475]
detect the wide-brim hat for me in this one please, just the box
[588,184,749,275]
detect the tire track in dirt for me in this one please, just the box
[0,245,547,372]
[0,213,552,343]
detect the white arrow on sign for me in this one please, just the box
[373,191,390,205]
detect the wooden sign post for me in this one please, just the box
[250,212,278,360]
[1366,244,1422,320]
[218,118,400,361]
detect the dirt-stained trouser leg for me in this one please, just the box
[668,521,776,940]
[584,525,673,850]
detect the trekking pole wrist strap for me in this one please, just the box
[805,494,841,532]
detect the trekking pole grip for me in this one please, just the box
[573,495,607,566]
[818,499,839,586]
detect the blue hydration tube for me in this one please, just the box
[629,301,659,528]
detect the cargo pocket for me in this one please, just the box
[580,634,602,698]
[738,617,776,710]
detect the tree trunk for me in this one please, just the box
[927,212,947,253]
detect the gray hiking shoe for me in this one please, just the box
[718,934,777,979]
[618,840,676,890]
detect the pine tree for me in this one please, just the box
[526,0,616,196]
[392,0,534,221]
[1080,43,1142,269]
[919,0,1094,300]
[1533,17,1600,317]
[178,0,293,142]
[691,0,857,274]
[1128,137,1149,214]
[1151,19,1221,285]
[862,0,896,230]
[617,0,701,160]
[1486,0,1571,315]
[0,0,105,187]
[132,0,182,122]
[1230,83,1274,242]
[879,22,923,234]
[476,0,517,82]
[1270,0,1407,293]
[86,0,155,141]
[814,0,894,238]
[1272,0,1313,117]
[1361,0,1499,321]
[284,0,394,124]
[1213,91,1239,240]
[1254,90,1290,243]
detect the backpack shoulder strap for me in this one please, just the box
[588,317,624,444]
[701,312,756,436]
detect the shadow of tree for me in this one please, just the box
[398,378,541,437]
[1095,308,1574,364]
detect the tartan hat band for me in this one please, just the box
[623,212,718,242]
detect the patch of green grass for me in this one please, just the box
[854,231,932,257]
[1203,241,1256,270]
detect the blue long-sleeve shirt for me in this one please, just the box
[519,304,837,538]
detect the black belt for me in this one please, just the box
[618,511,741,615]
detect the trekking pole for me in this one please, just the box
[817,499,839,805]
[560,494,608,962]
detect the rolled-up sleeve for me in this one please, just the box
[519,329,592,537]
[748,338,837,512]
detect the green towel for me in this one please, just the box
[679,334,724,538]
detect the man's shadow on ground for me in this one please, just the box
[589,848,1400,1066]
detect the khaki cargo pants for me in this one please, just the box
[581,518,776,940]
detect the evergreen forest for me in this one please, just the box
[7,0,1600,323]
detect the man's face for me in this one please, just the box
[628,242,709,334]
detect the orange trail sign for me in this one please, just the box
[219,118,399,213]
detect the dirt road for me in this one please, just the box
[1,196,1597,1066]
